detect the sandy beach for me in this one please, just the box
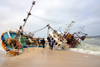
[1,47,100,67]
[0,50,6,66]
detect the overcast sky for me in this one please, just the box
[0,0,100,38]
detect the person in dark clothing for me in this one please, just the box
[51,38,55,50]
[47,37,51,47]
[41,38,45,48]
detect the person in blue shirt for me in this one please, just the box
[51,38,55,50]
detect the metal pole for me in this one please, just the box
[64,21,75,34]
[23,1,35,28]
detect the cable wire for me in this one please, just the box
[32,26,47,33]
[31,15,66,25]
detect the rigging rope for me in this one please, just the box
[31,15,66,25]
[32,26,47,33]
[32,24,56,34]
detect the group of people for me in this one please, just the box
[36,38,45,48]
[36,37,55,50]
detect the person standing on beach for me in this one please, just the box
[36,38,40,47]
[47,37,51,47]
[51,38,55,50]
[41,38,45,48]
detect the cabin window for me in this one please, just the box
[52,38,54,40]
[55,42,58,45]
[4,32,9,38]
[10,32,16,39]
[58,44,60,46]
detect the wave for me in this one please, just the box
[69,42,100,56]
[78,43,100,51]
[69,48,100,56]
[83,38,100,46]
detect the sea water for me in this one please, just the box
[69,38,100,56]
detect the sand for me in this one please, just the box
[1,47,100,67]
[0,50,6,66]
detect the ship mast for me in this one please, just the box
[22,1,35,28]
[64,21,75,34]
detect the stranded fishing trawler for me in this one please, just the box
[45,21,87,50]
[0,1,36,56]
[0,1,87,56]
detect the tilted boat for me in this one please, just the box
[46,21,87,49]
[0,1,36,55]
[1,30,36,55]
[48,30,87,49]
